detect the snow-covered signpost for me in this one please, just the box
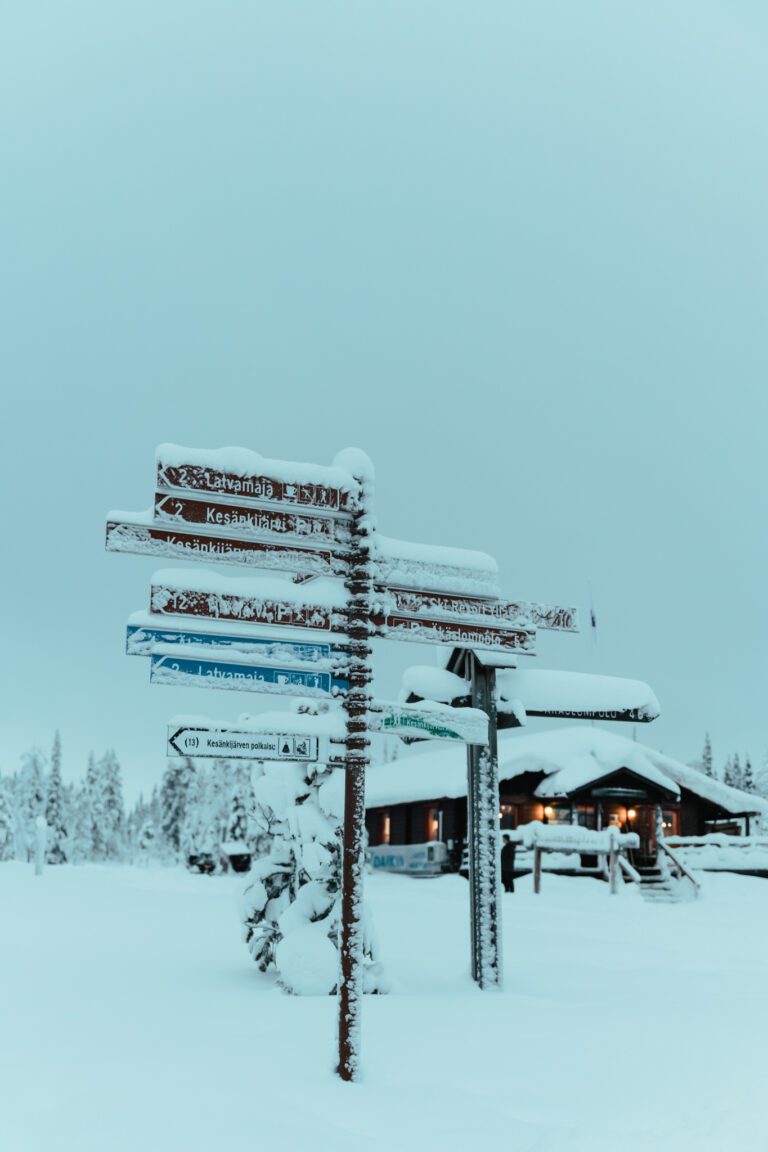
[106,442,558,1079]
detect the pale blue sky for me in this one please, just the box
[2,1,766,797]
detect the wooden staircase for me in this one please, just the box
[635,831,701,903]
[636,863,695,903]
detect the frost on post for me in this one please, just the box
[240,752,386,996]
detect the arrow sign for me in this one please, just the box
[157,451,359,514]
[496,669,660,724]
[377,614,536,654]
[106,517,339,577]
[368,701,489,744]
[154,492,351,548]
[384,587,578,633]
[150,653,349,697]
[126,618,337,665]
[166,726,324,761]
[149,573,343,633]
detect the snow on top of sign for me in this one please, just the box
[151,568,348,610]
[169,709,347,739]
[399,666,469,705]
[107,507,154,524]
[374,536,499,596]
[333,447,375,484]
[365,726,768,815]
[376,535,497,575]
[156,443,360,496]
[496,669,660,719]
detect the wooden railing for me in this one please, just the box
[658,838,701,894]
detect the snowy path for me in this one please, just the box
[1,864,766,1151]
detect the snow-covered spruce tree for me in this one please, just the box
[701,733,713,777]
[160,758,195,860]
[731,753,743,791]
[17,748,47,861]
[85,752,107,861]
[240,750,386,996]
[45,730,68,863]
[100,749,126,861]
[0,784,15,862]
[723,756,734,787]
[743,755,755,793]
[67,781,93,863]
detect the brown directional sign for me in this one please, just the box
[154,492,350,547]
[524,706,656,723]
[150,579,338,633]
[157,460,358,514]
[106,519,339,577]
[379,613,535,653]
[385,587,578,633]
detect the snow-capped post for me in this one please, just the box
[34,816,47,877]
[533,845,542,895]
[608,830,619,895]
[466,652,503,988]
[335,449,374,1083]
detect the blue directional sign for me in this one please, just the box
[127,621,335,665]
[150,653,349,698]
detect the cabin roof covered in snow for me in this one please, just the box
[365,727,768,816]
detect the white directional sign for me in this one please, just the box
[368,701,489,745]
[167,726,323,761]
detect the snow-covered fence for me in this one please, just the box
[505,822,640,894]
[665,834,768,874]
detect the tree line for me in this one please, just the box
[0,731,255,866]
[695,732,765,793]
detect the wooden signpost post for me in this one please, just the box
[105,443,602,1080]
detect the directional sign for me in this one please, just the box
[150,579,339,633]
[384,588,578,632]
[378,614,536,654]
[154,492,350,548]
[167,726,323,761]
[150,653,349,697]
[524,705,657,723]
[496,669,660,724]
[127,619,337,664]
[368,701,489,744]
[157,456,359,514]
[106,518,339,577]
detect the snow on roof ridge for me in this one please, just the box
[365,725,768,815]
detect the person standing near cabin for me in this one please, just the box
[501,834,516,893]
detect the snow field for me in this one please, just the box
[1,865,766,1151]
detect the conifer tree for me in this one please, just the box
[701,733,713,777]
[45,730,68,863]
[743,755,755,793]
[17,748,47,861]
[731,753,743,791]
[161,758,195,858]
[241,744,386,996]
[100,750,126,860]
[0,784,15,861]
[723,756,734,787]
[68,781,93,863]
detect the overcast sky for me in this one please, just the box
[2,1,766,800]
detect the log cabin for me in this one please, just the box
[365,727,768,871]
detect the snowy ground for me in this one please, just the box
[1,865,766,1152]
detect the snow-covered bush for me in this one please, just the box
[240,757,386,996]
